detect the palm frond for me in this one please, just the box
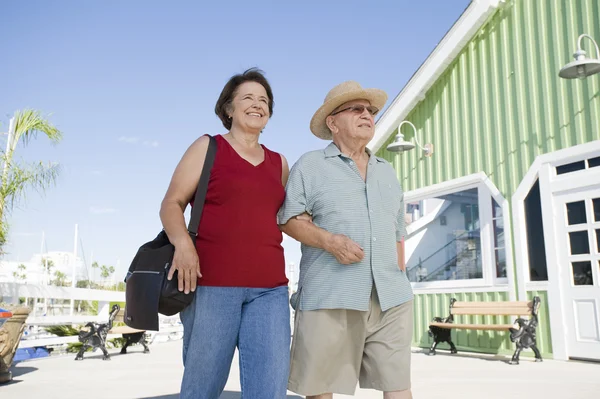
[0,220,8,255]
[44,325,81,337]
[0,160,62,213]
[12,109,62,147]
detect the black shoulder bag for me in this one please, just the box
[124,135,217,331]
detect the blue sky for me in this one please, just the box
[0,0,470,278]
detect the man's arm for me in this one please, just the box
[280,219,364,265]
[396,187,407,272]
[397,237,406,272]
[280,218,331,251]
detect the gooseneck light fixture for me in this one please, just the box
[386,120,433,157]
[559,34,600,79]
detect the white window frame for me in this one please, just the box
[405,172,514,296]
[512,140,600,300]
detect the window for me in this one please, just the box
[556,156,600,175]
[406,188,483,283]
[524,180,548,281]
[404,173,510,288]
[492,198,507,278]
[556,161,585,175]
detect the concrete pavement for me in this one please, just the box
[1,340,599,398]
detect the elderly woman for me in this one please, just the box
[159,68,291,399]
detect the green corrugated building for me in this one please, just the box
[369,0,600,361]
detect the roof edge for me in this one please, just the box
[368,0,504,153]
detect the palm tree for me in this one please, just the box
[0,109,62,253]
[91,261,99,282]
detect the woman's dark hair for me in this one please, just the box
[215,68,274,130]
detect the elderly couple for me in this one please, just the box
[160,68,414,399]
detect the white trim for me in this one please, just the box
[512,141,600,361]
[512,140,600,301]
[538,163,569,361]
[525,281,549,291]
[405,172,487,203]
[368,0,502,153]
[479,182,495,286]
[549,168,600,194]
[413,284,509,295]
[405,172,515,297]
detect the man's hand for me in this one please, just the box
[325,234,364,265]
[398,238,406,272]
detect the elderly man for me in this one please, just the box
[279,81,414,399]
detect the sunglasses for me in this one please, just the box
[330,104,379,117]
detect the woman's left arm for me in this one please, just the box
[280,154,290,187]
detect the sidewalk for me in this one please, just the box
[1,340,599,398]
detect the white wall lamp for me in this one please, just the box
[386,120,433,157]
[559,34,600,79]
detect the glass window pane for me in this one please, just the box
[525,181,548,281]
[556,161,585,175]
[594,198,600,222]
[406,188,482,282]
[570,231,590,255]
[495,248,507,278]
[572,261,593,286]
[596,229,600,253]
[588,156,600,168]
[567,201,587,225]
[492,198,503,219]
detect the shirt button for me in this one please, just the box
[349,161,354,165]
[372,237,377,242]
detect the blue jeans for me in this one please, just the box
[180,285,291,399]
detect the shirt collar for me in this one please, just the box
[323,142,384,164]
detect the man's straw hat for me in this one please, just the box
[310,81,387,140]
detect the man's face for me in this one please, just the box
[327,99,378,142]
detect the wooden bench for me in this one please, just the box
[108,307,150,354]
[428,296,542,365]
[75,304,149,360]
[109,308,146,335]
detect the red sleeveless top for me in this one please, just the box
[192,134,288,288]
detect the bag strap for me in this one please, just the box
[187,135,217,237]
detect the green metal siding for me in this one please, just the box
[379,0,600,198]
[413,290,553,358]
[527,290,552,356]
[380,0,599,357]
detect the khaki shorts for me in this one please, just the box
[288,289,413,396]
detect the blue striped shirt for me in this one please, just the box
[278,142,414,312]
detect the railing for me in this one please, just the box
[405,229,485,283]
[408,254,458,282]
[406,231,469,280]
[19,324,184,348]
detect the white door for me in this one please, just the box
[554,185,600,360]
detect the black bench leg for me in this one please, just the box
[120,339,130,354]
[428,326,456,356]
[531,344,543,362]
[101,345,111,361]
[75,344,90,361]
[509,346,522,365]
[429,340,439,356]
[448,339,458,354]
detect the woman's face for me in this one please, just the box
[229,81,270,134]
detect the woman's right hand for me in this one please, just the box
[167,238,202,294]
